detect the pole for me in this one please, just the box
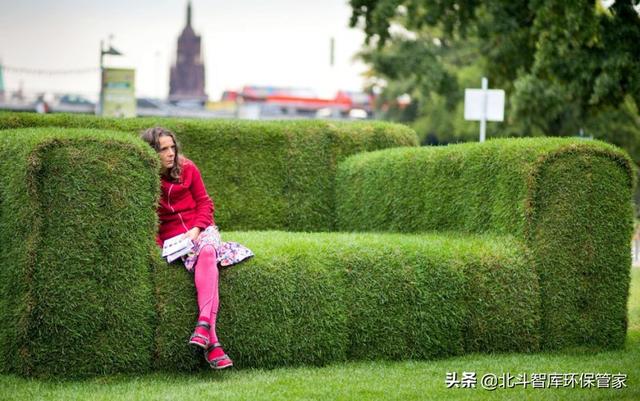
[154,51,161,98]
[480,77,488,143]
[0,59,5,103]
[330,37,335,67]
[99,40,104,115]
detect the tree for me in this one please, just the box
[357,23,486,144]
[350,0,640,153]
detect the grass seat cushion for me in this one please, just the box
[154,230,540,371]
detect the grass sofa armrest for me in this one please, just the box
[336,138,635,350]
[0,128,160,377]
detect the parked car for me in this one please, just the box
[51,94,96,114]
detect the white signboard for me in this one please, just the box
[464,78,505,142]
[464,89,505,122]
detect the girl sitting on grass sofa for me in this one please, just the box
[141,126,252,370]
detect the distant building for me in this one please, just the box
[169,1,207,105]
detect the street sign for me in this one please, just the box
[464,78,505,142]
[464,89,505,122]
[101,67,136,117]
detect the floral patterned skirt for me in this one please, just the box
[182,225,254,273]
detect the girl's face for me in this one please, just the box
[158,135,176,169]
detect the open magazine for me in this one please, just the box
[162,233,194,263]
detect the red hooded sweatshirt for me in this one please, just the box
[156,157,214,247]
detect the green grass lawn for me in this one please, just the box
[1,268,639,401]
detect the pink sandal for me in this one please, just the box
[188,320,211,349]
[205,342,233,370]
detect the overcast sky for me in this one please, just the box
[0,0,368,101]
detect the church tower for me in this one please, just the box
[169,1,207,105]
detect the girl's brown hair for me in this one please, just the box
[140,126,182,181]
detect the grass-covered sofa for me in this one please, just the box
[0,112,634,378]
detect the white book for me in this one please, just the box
[162,234,193,257]
[162,233,194,262]
[166,244,194,263]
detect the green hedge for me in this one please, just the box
[154,230,539,371]
[0,112,418,232]
[0,128,160,378]
[336,138,635,350]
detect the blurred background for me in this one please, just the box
[0,0,638,158]
[0,0,372,119]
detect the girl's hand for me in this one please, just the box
[184,227,201,242]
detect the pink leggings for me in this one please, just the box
[194,244,219,343]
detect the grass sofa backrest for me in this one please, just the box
[0,112,417,232]
[336,138,636,350]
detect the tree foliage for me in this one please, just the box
[350,0,640,161]
[357,24,484,144]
